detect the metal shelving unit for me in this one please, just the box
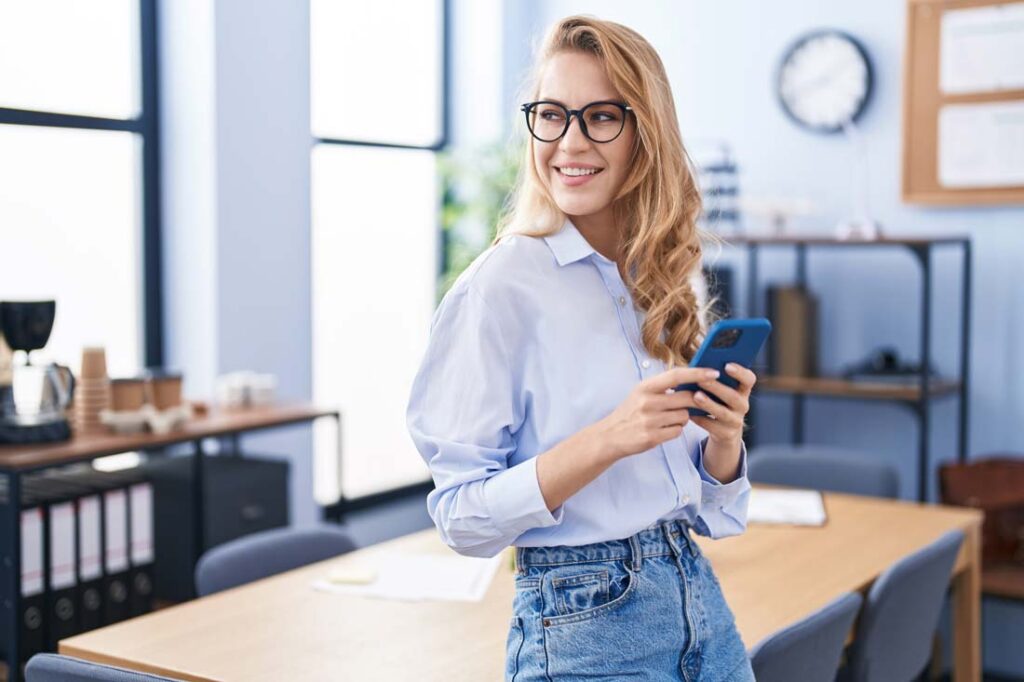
[727,234,972,502]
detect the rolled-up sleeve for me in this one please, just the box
[691,432,751,539]
[406,285,563,558]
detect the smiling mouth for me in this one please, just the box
[556,167,604,177]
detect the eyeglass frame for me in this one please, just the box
[519,100,634,143]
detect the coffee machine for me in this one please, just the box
[0,301,76,444]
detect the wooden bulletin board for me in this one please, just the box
[902,0,1024,205]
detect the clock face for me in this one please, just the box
[777,31,872,133]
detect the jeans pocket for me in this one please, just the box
[505,615,524,681]
[552,570,609,616]
[541,560,645,678]
[542,560,637,627]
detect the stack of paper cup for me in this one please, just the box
[74,346,111,435]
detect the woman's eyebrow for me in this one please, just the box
[536,96,622,106]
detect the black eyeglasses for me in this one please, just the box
[520,100,633,143]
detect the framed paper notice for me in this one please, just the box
[940,3,1024,95]
[938,101,1024,187]
[903,0,1024,205]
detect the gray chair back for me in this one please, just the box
[195,525,356,596]
[25,653,182,681]
[748,591,862,682]
[748,444,900,498]
[844,529,964,682]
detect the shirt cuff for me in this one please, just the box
[483,455,565,538]
[696,436,749,506]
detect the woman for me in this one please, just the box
[406,15,757,681]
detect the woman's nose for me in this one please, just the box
[559,114,592,152]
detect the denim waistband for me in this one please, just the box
[515,519,700,574]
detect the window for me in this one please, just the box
[311,0,447,502]
[0,0,161,375]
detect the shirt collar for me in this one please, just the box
[543,217,609,267]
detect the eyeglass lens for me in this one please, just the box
[525,102,627,143]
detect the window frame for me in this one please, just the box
[0,0,163,367]
[315,0,450,517]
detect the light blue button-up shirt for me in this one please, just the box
[406,217,750,558]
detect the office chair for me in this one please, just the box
[748,591,863,682]
[840,530,965,682]
[748,444,900,498]
[195,524,357,596]
[25,653,183,681]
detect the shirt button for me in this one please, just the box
[618,295,626,306]
[682,495,691,505]
[641,360,651,369]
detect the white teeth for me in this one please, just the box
[559,167,599,176]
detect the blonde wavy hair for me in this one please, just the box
[492,15,721,367]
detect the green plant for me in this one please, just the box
[437,140,522,303]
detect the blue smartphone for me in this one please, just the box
[674,318,772,417]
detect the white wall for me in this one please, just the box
[160,0,316,526]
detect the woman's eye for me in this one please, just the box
[540,111,564,121]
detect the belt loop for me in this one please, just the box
[628,533,643,571]
[676,520,698,558]
[515,546,525,575]
[660,521,682,559]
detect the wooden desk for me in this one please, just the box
[60,491,982,682]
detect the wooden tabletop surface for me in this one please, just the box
[60,490,982,682]
[0,404,338,472]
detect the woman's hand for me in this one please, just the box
[596,366,721,462]
[689,362,757,447]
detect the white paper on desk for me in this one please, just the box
[940,3,1024,94]
[748,489,826,526]
[939,101,1024,188]
[311,552,504,602]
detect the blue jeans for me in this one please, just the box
[506,519,755,681]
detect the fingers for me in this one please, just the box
[692,389,744,428]
[649,390,698,411]
[646,366,720,394]
[654,408,691,429]
[725,362,757,393]
[694,378,748,413]
[691,414,726,434]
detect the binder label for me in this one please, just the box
[79,495,102,581]
[21,507,43,597]
[130,483,154,564]
[104,489,129,573]
[50,502,76,589]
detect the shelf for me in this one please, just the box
[725,235,971,502]
[758,375,962,402]
[709,234,969,247]
[0,403,338,473]
[982,563,1024,601]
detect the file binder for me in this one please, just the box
[102,483,131,624]
[35,478,82,650]
[76,487,104,632]
[128,479,155,616]
[16,485,45,664]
